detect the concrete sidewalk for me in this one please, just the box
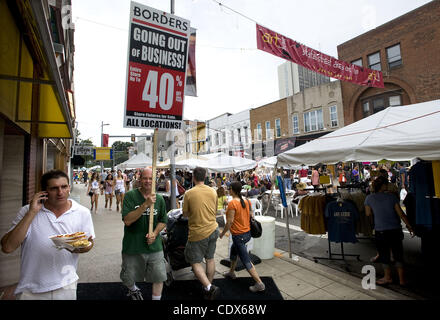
[71,183,412,300]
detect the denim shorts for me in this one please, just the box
[230,231,253,270]
[120,251,167,286]
[184,228,219,265]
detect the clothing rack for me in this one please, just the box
[313,187,361,264]
[336,185,372,241]
[313,240,361,264]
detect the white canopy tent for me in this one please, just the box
[258,156,303,170]
[277,100,440,166]
[157,153,208,170]
[117,152,152,170]
[204,152,257,173]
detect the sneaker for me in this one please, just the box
[203,285,220,300]
[249,282,265,293]
[223,271,237,280]
[127,289,144,300]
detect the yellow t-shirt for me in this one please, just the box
[183,184,218,242]
[226,199,251,236]
[217,195,227,210]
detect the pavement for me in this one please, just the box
[70,183,412,301]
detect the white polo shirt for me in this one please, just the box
[8,199,95,294]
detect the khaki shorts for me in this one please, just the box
[184,228,219,265]
[16,281,77,300]
[120,251,167,287]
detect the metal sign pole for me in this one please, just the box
[149,128,158,239]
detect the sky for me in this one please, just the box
[72,0,432,146]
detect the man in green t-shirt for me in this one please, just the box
[120,167,167,300]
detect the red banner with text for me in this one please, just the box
[256,24,384,88]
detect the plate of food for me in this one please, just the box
[49,232,92,250]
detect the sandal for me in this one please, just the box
[223,271,237,280]
[376,278,393,285]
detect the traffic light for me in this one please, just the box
[131,134,135,142]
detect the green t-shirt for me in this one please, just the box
[121,189,167,254]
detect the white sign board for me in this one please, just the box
[124,2,190,130]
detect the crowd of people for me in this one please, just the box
[1,159,414,300]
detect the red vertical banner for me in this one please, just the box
[256,24,384,88]
[103,134,109,147]
[185,28,197,97]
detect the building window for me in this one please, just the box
[244,127,248,144]
[372,98,385,113]
[363,102,370,118]
[256,123,262,141]
[292,114,299,134]
[222,131,226,144]
[351,58,362,67]
[265,121,272,140]
[361,92,402,117]
[330,105,338,127]
[237,128,241,143]
[215,133,219,146]
[304,109,324,133]
[368,52,381,71]
[387,44,402,69]
[275,119,281,138]
[389,95,401,107]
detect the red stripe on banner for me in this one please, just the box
[132,18,187,37]
[256,24,384,88]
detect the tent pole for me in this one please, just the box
[279,167,292,259]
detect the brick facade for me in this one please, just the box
[337,0,440,124]
[250,98,289,143]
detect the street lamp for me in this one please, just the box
[100,121,110,173]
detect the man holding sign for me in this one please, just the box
[120,167,167,300]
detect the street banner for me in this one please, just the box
[102,134,109,147]
[94,147,113,161]
[124,2,191,130]
[184,27,197,97]
[256,24,384,88]
[74,145,93,156]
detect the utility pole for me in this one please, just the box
[169,0,177,209]
[100,121,109,174]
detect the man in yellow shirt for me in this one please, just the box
[182,167,219,300]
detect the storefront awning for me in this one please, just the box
[0,0,73,138]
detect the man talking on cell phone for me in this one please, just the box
[1,170,95,300]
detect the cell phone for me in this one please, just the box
[40,199,46,204]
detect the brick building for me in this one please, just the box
[250,98,290,159]
[337,0,440,124]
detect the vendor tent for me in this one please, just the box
[258,156,303,170]
[117,152,152,170]
[204,152,257,173]
[277,99,440,166]
[157,153,208,170]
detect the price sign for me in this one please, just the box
[124,2,190,131]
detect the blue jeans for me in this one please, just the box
[284,178,292,190]
[230,231,253,270]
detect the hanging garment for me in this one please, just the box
[432,161,440,199]
[299,194,327,235]
[409,162,434,227]
[325,200,359,243]
[339,189,373,236]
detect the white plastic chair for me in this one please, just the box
[249,198,263,216]
[276,196,295,219]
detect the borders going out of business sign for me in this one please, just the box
[124,2,190,130]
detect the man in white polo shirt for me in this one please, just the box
[1,169,95,300]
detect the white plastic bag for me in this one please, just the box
[400,188,408,201]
